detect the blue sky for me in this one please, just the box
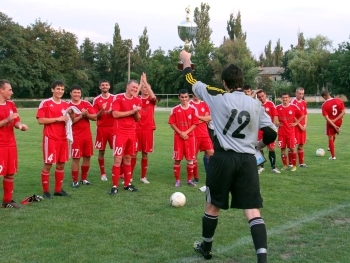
[1,0,349,58]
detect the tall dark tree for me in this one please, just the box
[226,13,235,41]
[273,39,283,66]
[192,40,215,85]
[233,11,246,41]
[211,38,257,87]
[0,12,31,97]
[79,38,98,96]
[110,23,132,92]
[322,39,350,98]
[193,3,212,47]
[282,35,332,93]
[264,40,274,66]
[226,11,246,41]
[134,27,151,74]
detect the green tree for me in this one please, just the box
[273,39,283,66]
[193,3,212,47]
[94,42,111,94]
[79,38,99,96]
[211,38,257,87]
[110,23,132,92]
[322,40,350,99]
[283,35,332,94]
[226,11,246,41]
[264,40,274,66]
[134,27,151,74]
[192,40,215,85]
[226,13,235,41]
[0,12,31,97]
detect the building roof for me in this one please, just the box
[258,67,284,75]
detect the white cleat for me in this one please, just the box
[271,168,281,174]
[257,167,265,174]
[199,186,207,192]
[101,174,108,181]
[140,178,150,184]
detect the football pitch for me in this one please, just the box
[1,109,350,263]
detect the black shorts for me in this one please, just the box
[205,151,263,210]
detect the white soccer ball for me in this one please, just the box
[170,192,186,207]
[316,148,325,157]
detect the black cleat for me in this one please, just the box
[109,186,118,195]
[54,189,70,196]
[194,241,212,260]
[193,178,199,183]
[80,180,92,185]
[2,200,21,208]
[43,192,52,199]
[124,184,138,192]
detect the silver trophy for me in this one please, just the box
[177,6,197,70]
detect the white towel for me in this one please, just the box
[63,106,82,157]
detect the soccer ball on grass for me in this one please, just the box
[170,192,186,207]
[316,148,325,157]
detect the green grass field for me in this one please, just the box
[1,109,350,263]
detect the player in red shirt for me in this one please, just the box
[0,80,29,208]
[93,80,115,182]
[131,73,156,184]
[189,95,213,183]
[256,90,280,173]
[69,85,97,188]
[168,89,199,187]
[109,80,142,194]
[291,87,308,167]
[321,90,346,160]
[275,93,304,171]
[36,81,74,198]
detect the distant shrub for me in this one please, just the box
[13,100,41,108]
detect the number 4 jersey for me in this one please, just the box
[192,81,274,154]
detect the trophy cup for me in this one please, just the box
[177,6,197,70]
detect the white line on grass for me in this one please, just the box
[172,201,350,263]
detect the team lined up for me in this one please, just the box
[0,74,157,207]
[244,86,345,174]
[0,77,345,208]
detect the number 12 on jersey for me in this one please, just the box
[223,109,250,139]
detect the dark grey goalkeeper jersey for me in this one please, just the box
[192,81,275,154]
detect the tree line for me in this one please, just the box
[1,3,349,99]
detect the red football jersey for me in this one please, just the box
[36,98,69,140]
[275,103,302,136]
[93,94,115,127]
[112,93,142,132]
[168,104,199,137]
[291,98,307,125]
[322,98,345,120]
[0,100,20,147]
[189,100,211,138]
[68,100,96,138]
[262,100,278,122]
[136,95,156,130]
